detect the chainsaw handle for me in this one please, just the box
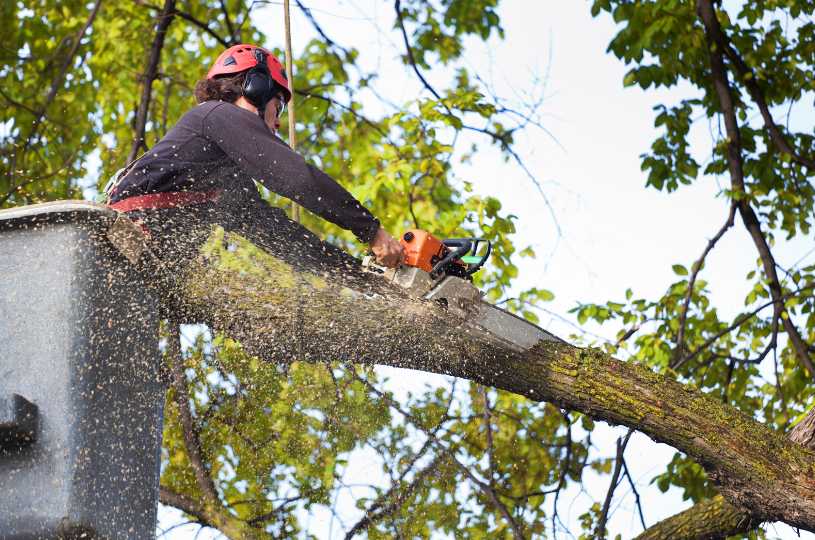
[429,240,472,279]
[442,238,491,277]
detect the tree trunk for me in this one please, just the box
[167,233,815,533]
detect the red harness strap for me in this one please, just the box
[108,190,221,213]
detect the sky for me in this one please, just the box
[157,0,815,538]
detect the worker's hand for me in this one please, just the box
[369,226,406,268]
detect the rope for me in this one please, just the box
[283,0,299,223]
[282,0,303,366]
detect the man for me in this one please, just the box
[106,44,405,272]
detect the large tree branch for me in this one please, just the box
[168,227,815,532]
[635,406,815,540]
[695,0,815,377]
[127,0,176,164]
[634,496,751,540]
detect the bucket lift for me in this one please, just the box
[0,201,167,539]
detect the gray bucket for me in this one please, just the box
[0,201,166,540]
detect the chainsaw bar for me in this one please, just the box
[362,257,564,350]
[470,300,564,349]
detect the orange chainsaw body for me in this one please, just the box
[399,229,464,274]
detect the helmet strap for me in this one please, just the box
[256,101,267,125]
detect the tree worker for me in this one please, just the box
[103,44,405,278]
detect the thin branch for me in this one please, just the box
[174,9,229,47]
[340,396,452,537]
[479,385,496,488]
[158,486,268,540]
[168,321,220,504]
[22,0,102,154]
[162,78,172,138]
[716,36,815,169]
[343,455,444,539]
[550,411,574,538]
[775,348,792,431]
[463,124,565,239]
[130,0,161,9]
[696,0,815,377]
[393,0,441,101]
[294,0,351,57]
[672,287,813,371]
[722,359,736,404]
[247,493,309,525]
[218,0,236,40]
[127,0,177,164]
[710,306,781,368]
[0,123,92,207]
[622,460,646,530]
[353,373,527,540]
[615,321,643,347]
[0,87,65,129]
[674,201,737,362]
[596,429,633,540]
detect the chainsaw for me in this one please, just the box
[362,229,563,350]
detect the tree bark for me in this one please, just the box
[633,496,750,540]
[635,407,815,539]
[167,241,815,533]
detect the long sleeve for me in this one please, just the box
[202,103,381,242]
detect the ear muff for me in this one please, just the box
[241,48,281,123]
[242,64,273,107]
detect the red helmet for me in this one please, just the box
[208,44,291,104]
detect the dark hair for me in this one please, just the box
[194,71,248,104]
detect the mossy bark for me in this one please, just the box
[169,238,815,533]
[633,496,749,540]
[634,407,815,538]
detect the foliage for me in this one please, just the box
[5,0,814,537]
[1,1,595,538]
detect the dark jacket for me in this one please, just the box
[110,101,380,242]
